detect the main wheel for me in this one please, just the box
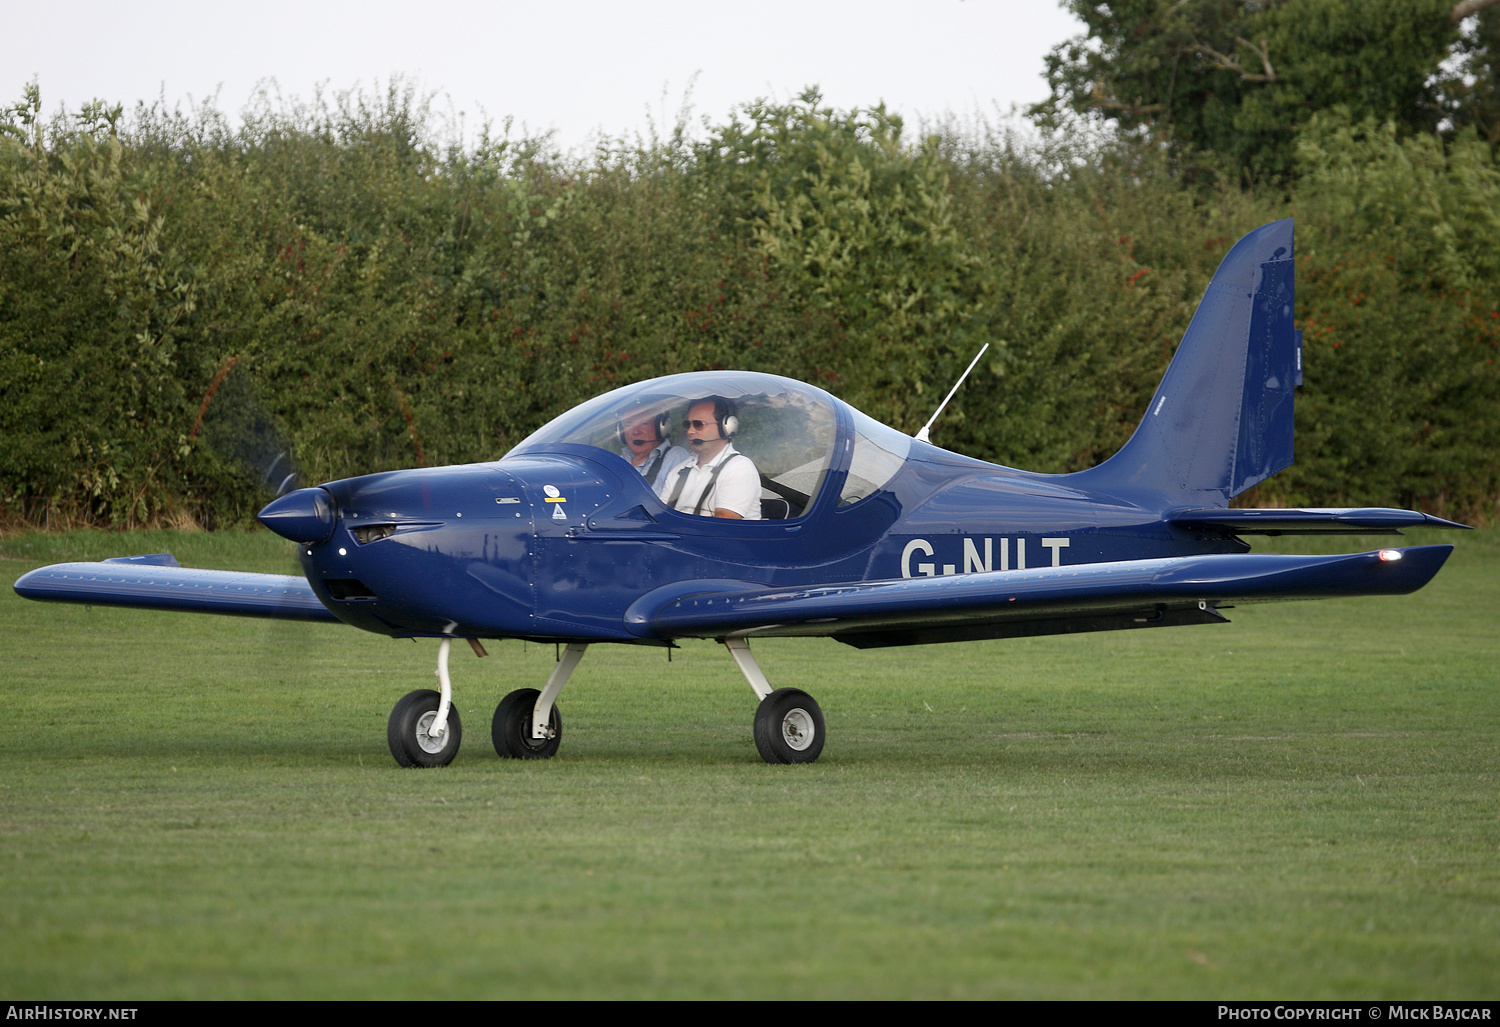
[493,688,562,759]
[753,688,825,764]
[387,689,462,768]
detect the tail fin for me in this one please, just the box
[1071,219,1300,506]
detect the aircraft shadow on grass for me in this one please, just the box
[15,221,1467,767]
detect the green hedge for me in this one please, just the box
[2,85,1495,526]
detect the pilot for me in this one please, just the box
[660,397,762,519]
[618,405,691,489]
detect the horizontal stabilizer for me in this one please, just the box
[1168,508,1471,535]
[624,546,1452,645]
[13,561,340,622]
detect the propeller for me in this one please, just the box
[194,361,302,509]
[191,361,326,664]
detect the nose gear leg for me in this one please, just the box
[430,637,455,740]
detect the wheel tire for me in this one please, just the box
[753,688,825,764]
[492,688,562,759]
[387,689,462,768]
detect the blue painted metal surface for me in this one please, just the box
[258,487,337,545]
[10,219,1471,767]
[8,220,1464,767]
[1166,507,1471,535]
[626,546,1454,642]
[14,562,338,621]
[1066,220,1299,505]
[12,221,1464,651]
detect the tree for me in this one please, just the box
[695,90,985,430]
[1034,0,1499,180]
[1446,2,1500,144]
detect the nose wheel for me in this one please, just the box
[384,639,586,767]
[387,689,463,767]
[382,638,821,766]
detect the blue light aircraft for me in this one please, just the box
[15,221,1467,767]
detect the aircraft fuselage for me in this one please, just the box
[299,444,1243,643]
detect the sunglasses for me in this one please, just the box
[682,419,718,430]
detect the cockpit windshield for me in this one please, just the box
[840,406,912,506]
[505,372,841,519]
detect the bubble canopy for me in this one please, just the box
[504,371,912,516]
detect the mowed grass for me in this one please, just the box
[0,528,1495,999]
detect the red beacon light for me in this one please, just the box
[1378,549,1403,562]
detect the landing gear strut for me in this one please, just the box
[724,638,825,764]
[387,689,463,767]
[387,635,464,767]
[384,637,816,766]
[492,688,562,758]
[493,642,587,759]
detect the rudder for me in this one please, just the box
[1071,220,1300,506]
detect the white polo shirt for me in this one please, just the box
[621,441,691,489]
[660,444,762,519]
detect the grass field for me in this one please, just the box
[1,527,1496,999]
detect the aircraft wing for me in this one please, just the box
[13,554,340,622]
[624,545,1453,649]
[1166,507,1470,534]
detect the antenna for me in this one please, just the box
[914,343,990,444]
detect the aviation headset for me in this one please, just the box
[618,410,673,448]
[689,397,738,440]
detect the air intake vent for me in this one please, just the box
[352,524,396,544]
[325,579,377,600]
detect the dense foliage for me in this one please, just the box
[1,81,1496,527]
[1035,0,1500,181]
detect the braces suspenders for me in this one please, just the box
[643,447,668,487]
[666,453,744,516]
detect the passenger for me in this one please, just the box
[618,405,691,489]
[660,397,761,519]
